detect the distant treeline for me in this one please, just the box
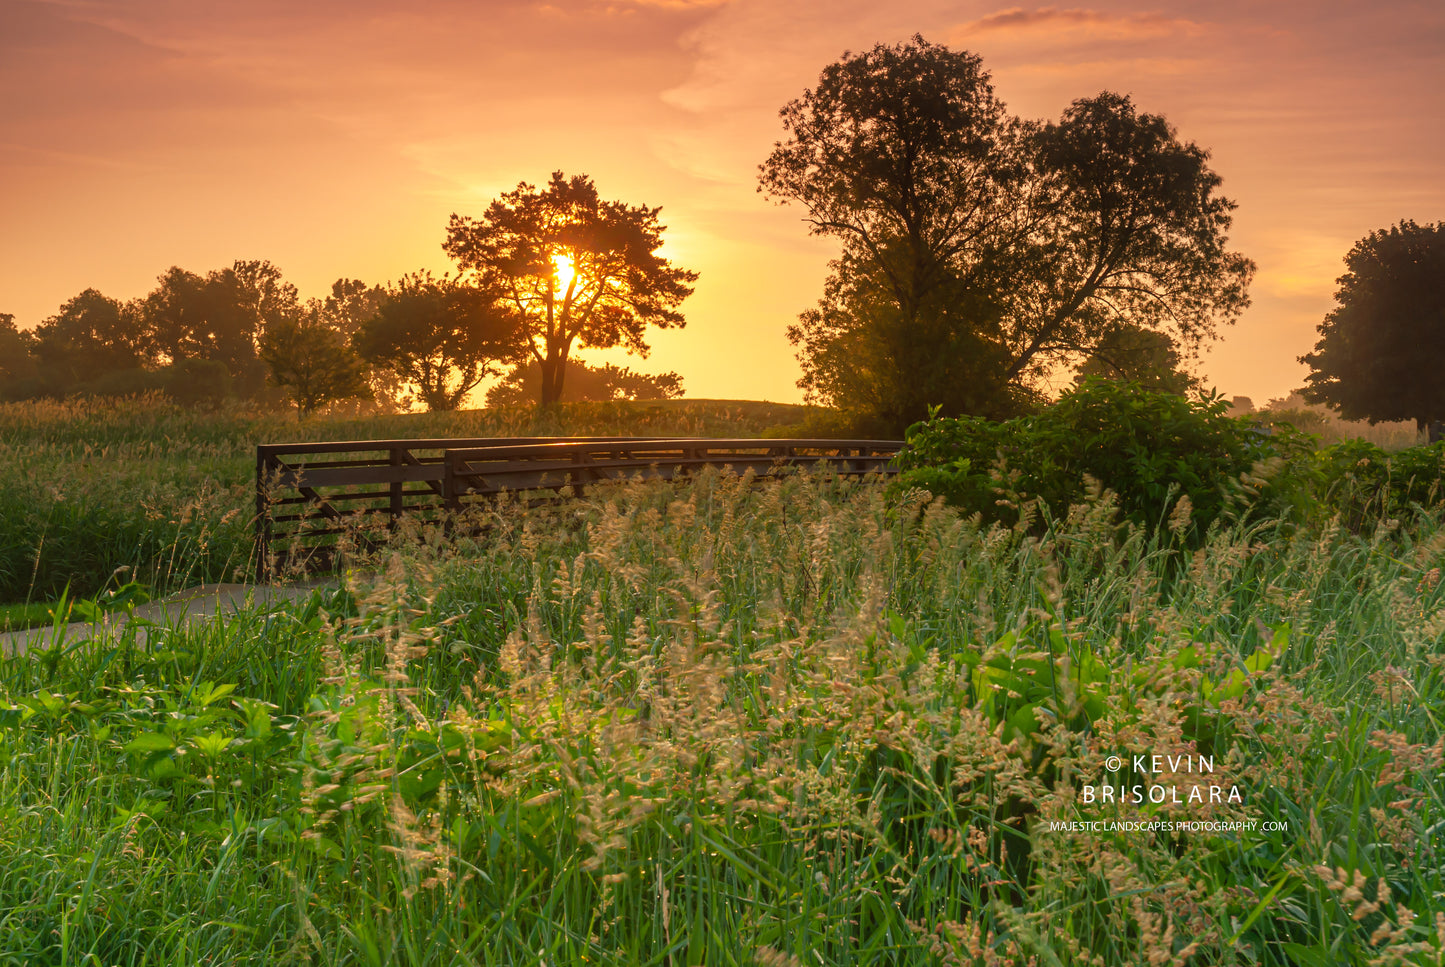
[0,260,683,416]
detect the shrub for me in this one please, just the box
[1314,437,1445,530]
[894,379,1315,538]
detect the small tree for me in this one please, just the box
[1300,220,1445,435]
[354,272,523,412]
[259,314,371,419]
[316,279,410,411]
[443,171,697,406]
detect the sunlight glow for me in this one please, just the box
[552,253,576,293]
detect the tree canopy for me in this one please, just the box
[138,260,296,397]
[1074,323,1197,395]
[760,36,1253,433]
[1299,220,1445,435]
[443,171,697,406]
[31,289,148,395]
[0,313,40,399]
[353,272,523,412]
[259,313,371,419]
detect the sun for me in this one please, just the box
[552,253,576,292]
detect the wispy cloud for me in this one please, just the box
[958,6,1208,40]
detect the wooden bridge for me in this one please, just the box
[255,436,903,580]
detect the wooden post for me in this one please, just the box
[443,451,461,514]
[389,445,405,526]
[255,445,272,584]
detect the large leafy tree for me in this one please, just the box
[760,36,1254,432]
[443,171,697,406]
[31,289,150,396]
[314,278,410,411]
[1300,220,1445,435]
[354,272,523,412]
[138,260,297,397]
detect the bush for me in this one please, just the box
[894,379,1315,538]
[1314,438,1445,530]
[763,405,905,440]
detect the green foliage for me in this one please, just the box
[2,467,1443,964]
[259,314,371,418]
[0,313,41,401]
[895,379,1315,537]
[1313,437,1445,529]
[139,260,296,399]
[1074,323,1198,395]
[486,359,684,407]
[158,356,234,408]
[1258,391,1421,450]
[0,394,812,601]
[29,289,148,397]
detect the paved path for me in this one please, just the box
[0,580,340,657]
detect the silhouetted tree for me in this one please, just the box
[486,360,683,407]
[232,259,300,330]
[443,171,697,406]
[354,272,523,412]
[0,313,41,399]
[760,37,1253,433]
[316,278,409,411]
[31,289,150,396]
[319,279,388,338]
[259,313,371,419]
[138,260,296,398]
[1300,220,1445,436]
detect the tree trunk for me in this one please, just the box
[539,357,559,406]
[538,353,569,406]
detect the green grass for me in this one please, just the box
[1,458,1442,964]
[0,601,71,633]
[1,396,1443,964]
[0,394,815,602]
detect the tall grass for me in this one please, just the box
[0,395,812,601]
[1,466,1441,964]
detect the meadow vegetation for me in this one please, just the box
[0,394,809,604]
[0,393,1442,964]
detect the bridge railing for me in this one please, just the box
[255,436,902,580]
[443,438,900,508]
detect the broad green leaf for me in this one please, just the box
[125,732,177,753]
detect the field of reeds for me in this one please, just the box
[0,396,1442,965]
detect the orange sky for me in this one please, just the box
[3,0,1442,406]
